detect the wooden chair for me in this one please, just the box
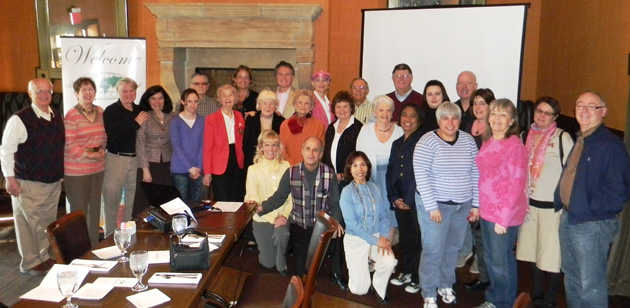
[45,210,92,264]
[235,211,338,308]
[512,292,533,308]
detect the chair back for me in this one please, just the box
[512,292,533,308]
[301,210,338,308]
[281,275,304,308]
[46,210,92,264]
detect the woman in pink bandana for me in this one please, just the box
[310,70,335,126]
[515,97,574,308]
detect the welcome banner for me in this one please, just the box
[60,37,146,115]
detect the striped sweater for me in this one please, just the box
[413,130,479,212]
[64,106,107,176]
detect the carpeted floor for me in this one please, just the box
[223,233,630,308]
[224,236,502,308]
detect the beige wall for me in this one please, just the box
[536,0,630,130]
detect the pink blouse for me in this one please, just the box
[476,135,528,227]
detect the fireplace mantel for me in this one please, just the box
[145,3,322,98]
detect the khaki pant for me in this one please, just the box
[12,179,61,271]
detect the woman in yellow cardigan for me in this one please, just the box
[244,130,293,275]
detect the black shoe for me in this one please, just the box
[465,279,490,292]
[329,273,349,291]
[278,268,291,276]
[375,292,389,305]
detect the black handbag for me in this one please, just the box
[169,229,210,271]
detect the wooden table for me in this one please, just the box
[13,205,252,308]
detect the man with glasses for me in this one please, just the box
[555,91,630,308]
[0,78,64,275]
[386,63,426,122]
[350,77,373,123]
[175,72,219,117]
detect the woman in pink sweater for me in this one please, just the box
[475,99,528,308]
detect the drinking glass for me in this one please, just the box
[114,228,131,263]
[172,214,188,242]
[57,268,78,308]
[129,250,149,292]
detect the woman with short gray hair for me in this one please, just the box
[413,101,480,308]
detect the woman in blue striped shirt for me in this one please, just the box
[413,102,480,308]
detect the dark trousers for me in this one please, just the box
[289,223,314,276]
[395,205,422,283]
[330,218,347,279]
[212,144,244,201]
[132,160,173,217]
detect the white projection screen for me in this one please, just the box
[361,5,528,104]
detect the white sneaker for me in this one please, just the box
[423,297,438,308]
[475,301,497,308]
[390,273,411,286]
[438,287,456,304]
[457,252,473,268]
[404,282,420,293]
[470,257,479,274]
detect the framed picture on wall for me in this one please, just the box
[388,0,485,8]
[35,0,128,79]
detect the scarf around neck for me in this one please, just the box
[526,122,557,192]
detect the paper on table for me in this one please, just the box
[148,250,170,264]
[160,197,198,223]
[206,234,226,244]
[186,241,219,252]
[70,259,118,272]
[73,283,114,300]
[213,201,242,212]
[148,272,202,285]
[127,288,171,308]
[19,264,90,302]
[92,245,122,259]
[93,277,138,288]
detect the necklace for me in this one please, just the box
[352,181,377,231]
[377,123,392,133]
[80,104,94,115]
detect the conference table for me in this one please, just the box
[13,204,253,308]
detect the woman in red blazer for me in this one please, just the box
[203,84,246,201]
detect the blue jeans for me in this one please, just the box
[559,212,618,308]
[416,193,471,298]
[172,173,203,202]
[481,218,519,308]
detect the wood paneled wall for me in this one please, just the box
[536,0,630,130]
[0,1,40,92]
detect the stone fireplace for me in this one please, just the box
[145,3,322,99]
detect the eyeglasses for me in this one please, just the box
[191,82,209,86]
[393,74,412,79]
[575,105,605,111]
[351,86,367,90]
[35,89,53,95]
[534,109,556,117]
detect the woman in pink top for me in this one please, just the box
[475,99,528,308]
[310,70,335,126]
[64,77,107,247]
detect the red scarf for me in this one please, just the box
[526,122,556,193]
[287,115,309,134]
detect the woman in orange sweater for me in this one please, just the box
[279,89,325,165]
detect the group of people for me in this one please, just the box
[1,61,629,308]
